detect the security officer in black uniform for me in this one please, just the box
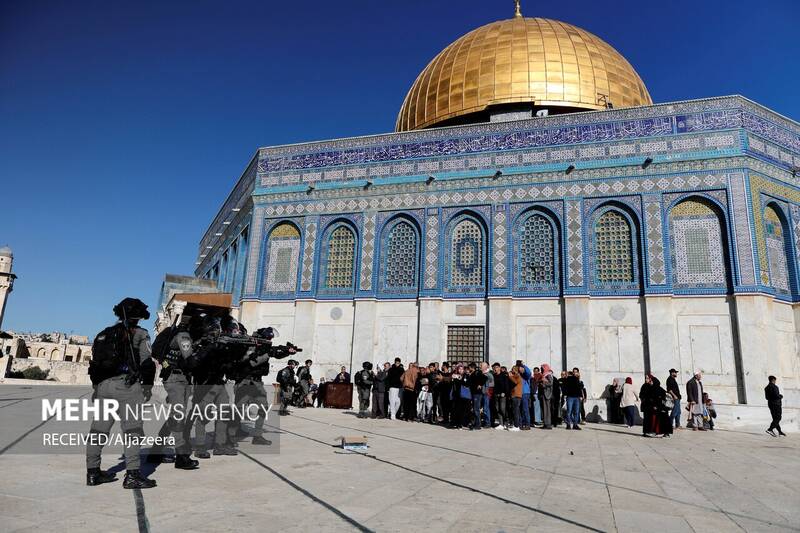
[86,298,157,489]
[189,315,238,457]
[355,362,374,418]
[277,360,297,415]
[295,359,313,407]
[231,326,296,445]
[147,323,200,469]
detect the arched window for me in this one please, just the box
[516,212,557,291]
[669,198,727,289]
[380,219,419,293]
[764,205,792,295]
[323,224,356,290]
[448,217,485,290]
[263,222,301,294]
[594,210,634,284]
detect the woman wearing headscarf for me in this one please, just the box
[620,377,639,428]
[607,378,624,424]
[640,374,667,437]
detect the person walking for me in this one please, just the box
[686,370,705,431]
[665,368,682,429]
[620,377,639,428]
[765,375,786,437]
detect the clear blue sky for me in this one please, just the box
[1,0,798,337]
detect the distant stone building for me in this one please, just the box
[0,245,16,330]
[0,331,93,385]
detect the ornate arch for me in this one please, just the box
[319,220,359,294]
[512,207,560,293]
[378,215,421,296]
[261,220,301,296]
[668,196,731,291]
[444,211,488,295]
[589,203,641,291]
[763,202,795,296]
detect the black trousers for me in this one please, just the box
[402,389,417,420]
[768,403,782,432]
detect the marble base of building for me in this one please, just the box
[236,293,799,412]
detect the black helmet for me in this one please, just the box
[113,298,150,320]
[254,327,275,340]
[362,361,373,370]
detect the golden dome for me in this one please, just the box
[396,16,652,131]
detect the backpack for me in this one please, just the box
[88,323,131,385]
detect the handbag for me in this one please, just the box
[663,397,674,410]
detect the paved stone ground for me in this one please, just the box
[0,384,798,533]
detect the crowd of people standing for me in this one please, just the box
[295,360,789,439]
[350,359,590,432]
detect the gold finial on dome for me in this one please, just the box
[514,0,522,18]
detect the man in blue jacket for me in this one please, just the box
[517,360,532,430]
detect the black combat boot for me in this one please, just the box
[174,454,200,470]
[212,445,238,456]
[86,468,117,486]
[123,470,157,489]
[251,436,272,445]
[146,450,175,464]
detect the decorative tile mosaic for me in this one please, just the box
[516,212,557,290]
[263,222,301,294]
[566,199,584,287]
[323,225,356,290]
[729,172,757,286]
[493,205,508,288]
[425,211,440,290]
[749,175,800,286]
[669,201,726,288]
[359,212,376,291]
[793,205,800,290]
[764,205,791,294]
[594,210,634,285]
[243,205,266,296]
[380,219,419,292]
[644,197,666,285]
[446,216,485,292]
[300,218,317,291]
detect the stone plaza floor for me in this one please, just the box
[0,384,798,533]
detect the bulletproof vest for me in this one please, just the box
[166,331,193,368]
[358,370,372,387]
[89,323,134,384]
[296,366,310,381]
[278,367,295,387]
